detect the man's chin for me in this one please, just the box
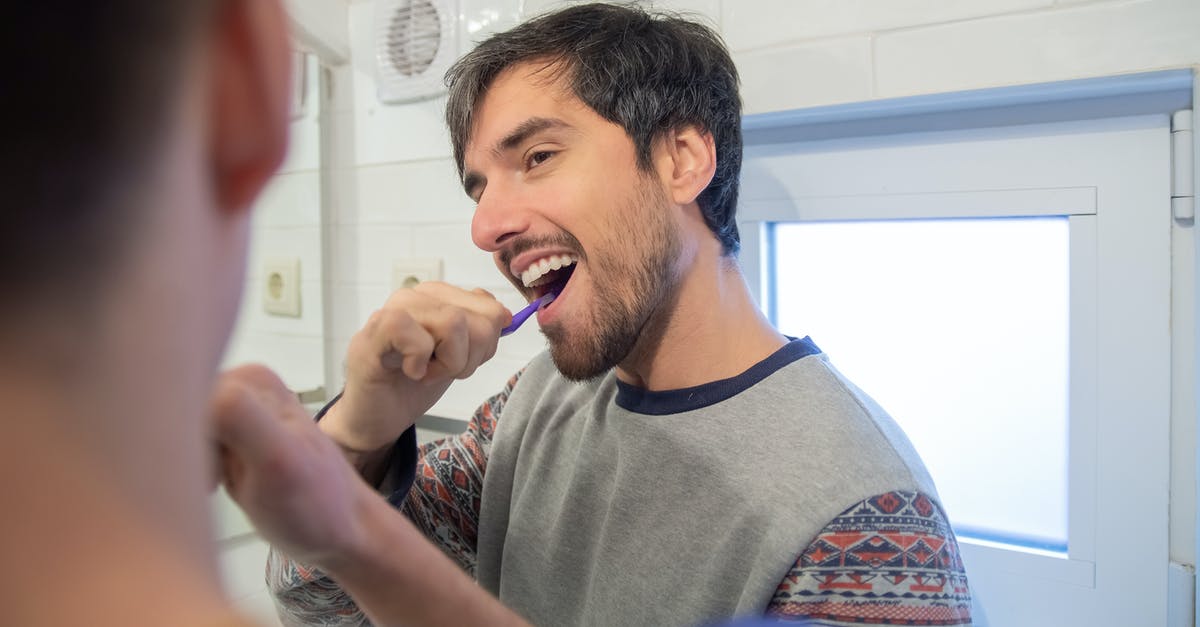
[542,325,616,382]
[546,338,612,382]
[541,300,645,383]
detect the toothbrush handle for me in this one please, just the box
[500,296,544,336]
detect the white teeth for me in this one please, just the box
[520,254,578,288]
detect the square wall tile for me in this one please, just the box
[217,535,285,625]
[460,0,522,53]
[221,333,325,391]
[721,0,1052,53]
[353,159,475,225]
[428,354,535,419]
[217,534,270,600]
[654,0,721,28]
[245,226,323,282]
[354,79,454,165]
[328,283,396,341]
[234,278,325,338]
[521,0,571,18]
[875,0,1200,98]
[522,0,719,25]
[736,35,873,113]
[253,171,322,228]
[212,487,253,541]
[411,223,499,287]
[333,223,414,285]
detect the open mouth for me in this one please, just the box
[520,254,578,300]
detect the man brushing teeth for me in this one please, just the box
[485,148,686,384]
[222,4,973,626]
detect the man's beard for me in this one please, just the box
[542,180,682,381]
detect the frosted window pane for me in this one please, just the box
[771,218,1069,551]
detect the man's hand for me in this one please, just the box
[211,364,532,627]
[211,365,374,568]
[320,282,511,463]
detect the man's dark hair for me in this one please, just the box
[1,2,216,309]
[445,2,743,255]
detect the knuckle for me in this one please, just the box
[210,378,247,417]
[414,280,449,294]
[435,306,469,335]
[378,309,416,336]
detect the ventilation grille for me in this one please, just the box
[374,0,457,104]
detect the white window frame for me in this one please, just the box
[737,70,1191,626]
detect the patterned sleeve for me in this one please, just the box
[398,370,522,573]
[266,371,524,626]
[765,490,973,626]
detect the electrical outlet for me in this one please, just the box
[263,257,301,317]
[392,258,443,290]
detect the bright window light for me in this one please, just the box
[769,218,1069,551]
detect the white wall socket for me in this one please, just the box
[392,258,444,291]
[263,257,302,317]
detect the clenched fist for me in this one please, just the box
[319,282,511,463]
[211,364,374,569]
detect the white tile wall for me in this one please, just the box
[736,35,874,113]
[223,332,327,390]
[218,535,284,627]
[523,0,721,24]
[411,223,497,285]
[460,0,524,47]
[427,353,538,418]
[253,171,322,228]
[352,159,474,224]
[213,488,254,540]
[332,223,413,285]
[328,282,395,340]
[236,278,326,338]
[875,0,1200,98]
[245,226,323,282]
[722,0,1053,53]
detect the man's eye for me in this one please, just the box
[527,151,555,168]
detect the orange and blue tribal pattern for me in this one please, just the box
[767,490,972,625]
[399,370,519,574]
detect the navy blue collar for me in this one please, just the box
[614,336,821,416]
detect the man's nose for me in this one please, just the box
[471,181,530,252]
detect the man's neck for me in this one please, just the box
[0,355,234,625]
[616,251,787,391]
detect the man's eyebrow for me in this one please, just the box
[493,117,571,157]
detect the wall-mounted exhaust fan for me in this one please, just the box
[374,0,459,104]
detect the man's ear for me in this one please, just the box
[656,125,717,206]
[208,0,292,214]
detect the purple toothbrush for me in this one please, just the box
[500,292,558,336]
